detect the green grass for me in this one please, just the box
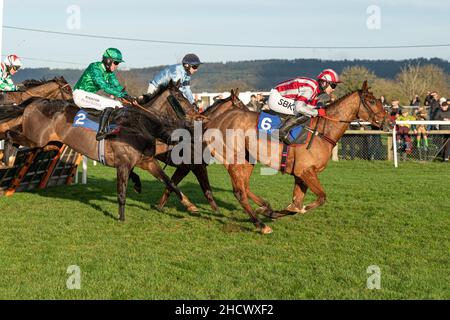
[0,161,449,299]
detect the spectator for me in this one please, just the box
[414,106,429,150]
[256,93,265,112]
[410,94,420,107]
[434,101,450,161]
[389,99,401,125]
[429,91,441,120]
[246,94,259,112]
[396,109,416,154]
[380,95,389,108]
[424,91,433,107]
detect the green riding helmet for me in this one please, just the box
[102,48,124,63]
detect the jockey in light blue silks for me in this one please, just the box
[145,53,202,108]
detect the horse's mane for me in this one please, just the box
[202,95,233,116]
[328,89,359,107]
[119,106,193,145]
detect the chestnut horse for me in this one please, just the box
[204,81,389,234]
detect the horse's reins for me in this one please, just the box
[306,91,386,148]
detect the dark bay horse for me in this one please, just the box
[5,97,199,221]
[203,81,389,234]
[136,85,248,213]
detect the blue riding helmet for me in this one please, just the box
[182,54,202,66]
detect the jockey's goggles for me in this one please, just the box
[329,82,337,89]
[10,66,20,71]
[113,61,121,66]
[191,65,199,70]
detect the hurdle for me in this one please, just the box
[0,145,84,196]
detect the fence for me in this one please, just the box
[331,121,450,167]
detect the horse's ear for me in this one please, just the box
[230,89,235,97]
[234,88,240,97]
[362,80,368,92]
[176,79,181,88]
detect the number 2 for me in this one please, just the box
[75,113,86,125]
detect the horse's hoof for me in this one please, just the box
[154,204,164,212]
[299,206,307,214]
[187,205,200,214]
[260,225,273,235]
[133,185,142,194]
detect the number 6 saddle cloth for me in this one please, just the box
[257,110,311,145]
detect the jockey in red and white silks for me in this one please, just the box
[268,77,321,116]
[268,69,341,117]
[268,69,341,143]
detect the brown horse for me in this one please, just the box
[0,77,72,106]
[138,87,248,213]
[0,77,73,164]
[4,94,199,221]
[203,81,389,234]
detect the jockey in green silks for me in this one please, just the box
[74,48,135,141]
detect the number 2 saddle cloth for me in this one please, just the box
[72,108,123,134]
[257,110,311,145]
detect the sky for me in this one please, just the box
[2,0,450,69]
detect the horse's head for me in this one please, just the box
[202,88,248,117]
[357,81,390,130]
[230,88,249,110]
[142,80,208,123]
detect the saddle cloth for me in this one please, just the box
[257,110,309,145]
[72,109,119,133]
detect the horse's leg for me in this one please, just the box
[129,168,142,194]
[238,163,275,218]
[300,168,326,213]
[156,166,191,211]
[117,164,131,222]
[227,164,272,234]
[142,159,199,213]
[282,177,308,213]
[2,132,17,166]
[192,165,219,213]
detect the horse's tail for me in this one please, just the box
[0,104,27,123]
[122,106,192,145]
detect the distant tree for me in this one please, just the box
[117,71,147,96]
[336,66,378,96]
[396,64,449,103]
[213,80,254,92]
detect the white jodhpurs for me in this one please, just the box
[73,89,124,111]
[267,89,295,115]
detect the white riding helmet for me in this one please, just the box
[5,54,23,68]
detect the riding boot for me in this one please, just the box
[278,116,308,144]
[96,107,114,141]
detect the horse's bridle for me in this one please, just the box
[357,90,387,128]
[308,91,387,147]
